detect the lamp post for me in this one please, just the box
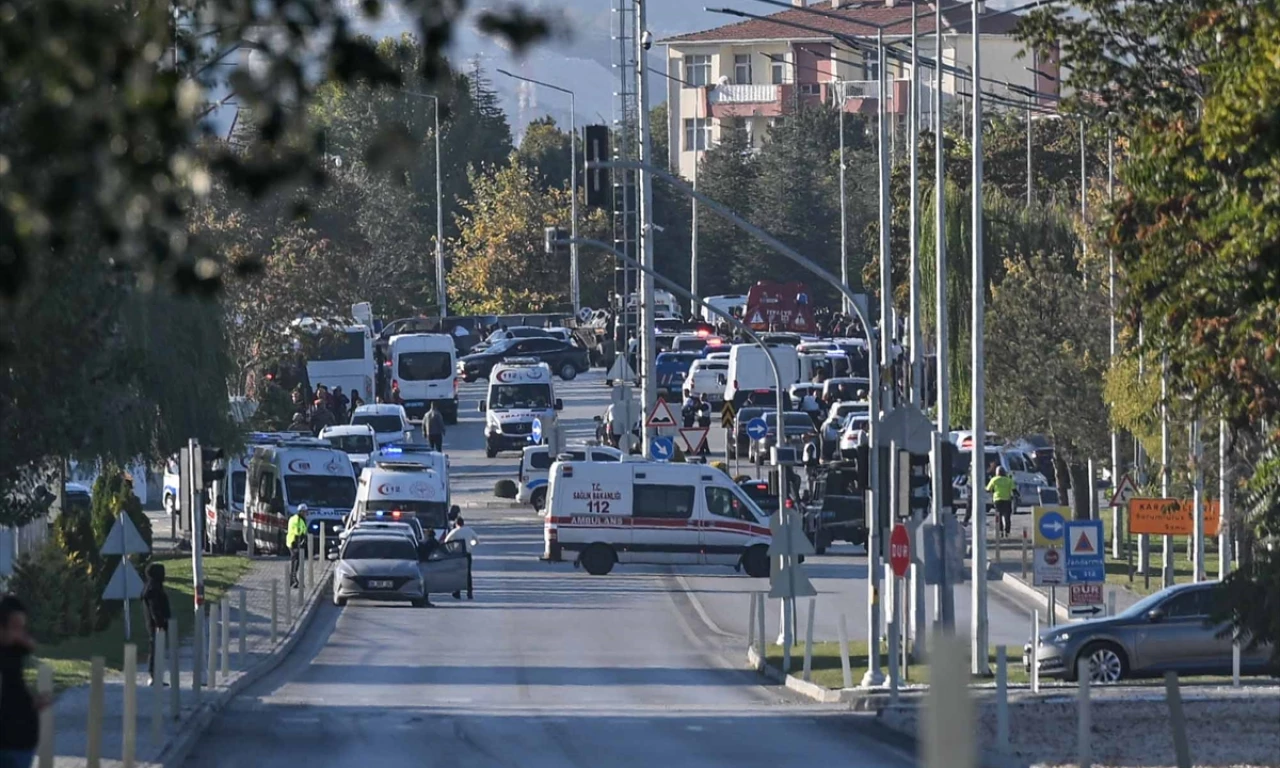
[401,90,447,318]
[497,69,580,315]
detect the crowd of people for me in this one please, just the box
[287,383,368,435]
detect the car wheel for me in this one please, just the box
[850,530,868,548]
[580,544,616,576]
[558,363,578,381]
[333,594,347,607]
[1075,641,1128,683]
[411,598,427,608]
[531,487,548,512]
[742,545,770,578]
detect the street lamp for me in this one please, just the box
[497,69,581,316]
[400,90,447,319]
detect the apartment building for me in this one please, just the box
[660,0,1060,179]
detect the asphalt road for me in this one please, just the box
[182,369,1046,767]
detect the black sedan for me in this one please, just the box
[457,337,590,382]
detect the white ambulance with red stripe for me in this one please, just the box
[244,437,358,554]
[543,461,772,578]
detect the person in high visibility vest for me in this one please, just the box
[287,504,309,588]
[986,468,1016,538]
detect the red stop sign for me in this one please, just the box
[889,524,911,577]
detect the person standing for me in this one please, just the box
[986,467,1016,538]
[287,504,308,588]
[0,595,48,768]
[330,386,350,424]
[423,402,446,452]
[443,517,478,600]
[140,564,171,686]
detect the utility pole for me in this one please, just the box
[1107,130,1119,557]
[433,96,446,318]
[931,0,951,630]
[839,81,850,316]
[908,3,922,407]
[1161,354,1173,588]
[877,29,893,384]
[1219,419,1231,581]
[1191,417,1205,582]
[635,0,657,457]
[969,0,990,676]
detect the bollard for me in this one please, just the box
[168,617,180,718]
[887,620,899,701]
[995,646,1009,751]
[207,606,218,688]
[802,598,815,682]
[307,539,315,591]
[994,533,1002,563]
[1106,590,1116,617]
[1164,672,1192,768]
[221,598,230,677]
[37,664,53,768]
[1031,611,1040,693]
[238,587,247,669]
[87,657,104,768]
[755,592,766,671]
[1020,531,1029,578]
[1232,640,1241,687]
[320,524,326,572]
[152,629,165,745]
[192,604,203,701]
[921,635,975,768]
[837,614,853,689]
[285,563,293,619]
[1077,658,1092,768]
[747,592,757,651]
[272,579,279,643]
[122,643,137,768]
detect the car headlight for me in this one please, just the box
[1049,632,1070,645]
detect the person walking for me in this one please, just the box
[423,402,446,452]
[986,467,1016,538]
[443,516,479,600]
[287,504,309,588]
[330,386,350,424]
[140,563,172,686]
[0,595,48,768]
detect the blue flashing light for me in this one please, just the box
[382,446,403,455]
[375,510,385,517]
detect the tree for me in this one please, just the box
[516,117,572,190]
[448,157,610,314]
[692,119,759,297]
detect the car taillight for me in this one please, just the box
[785,499,794,509]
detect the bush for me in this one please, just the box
[89,468,153,628]
[7,542,98,642]
[493,479,518,499]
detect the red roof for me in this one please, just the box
[660,1,1021,44]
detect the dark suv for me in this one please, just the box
[458,337,590,382]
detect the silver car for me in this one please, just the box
[332,534,427,607]
[1026,582,1276,683]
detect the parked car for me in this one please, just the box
[806,462,868,552]
[467,326,554,354]
[1025,582,1277,683]
[458,337,590,382]
[749,411,817,465]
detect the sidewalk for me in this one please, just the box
[45,554,331,767]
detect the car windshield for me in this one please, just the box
[492,383,551,409]
[843,416,870,431]
[230,471,246,504]
[284,475,356,509]
[398,351,452,381]
[361,500,449,531]
[657,353,699,367]
[834,404,866,419]
[736,408,767,430]
[328,434,375,454]
[352,414,404,434]
[765,413,816,429]
[954,451,1002,478]
[673,337,706,351]
[341,538,417,561]
[1116,587,1200,620]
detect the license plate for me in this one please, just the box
[405,400,424,407]
[368,580,393,589]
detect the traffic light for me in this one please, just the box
[584,125,610,208]
[939,440,957,509]
[851,444,869,489]
[902,452,932,519]
[202,447,226,484]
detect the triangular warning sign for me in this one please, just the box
[1109,475,1137,507]
[1073,528,1097,556]
[101,560,144,601]
[679,427,709,454]
[645,397,678,428]
[607,356,636,382]
[749,311,764,325]
[100,514,150,556]
[794,315,807,329]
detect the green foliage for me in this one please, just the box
[694,119,760,296]
[251,382,296,431]
[1102,352,1164,463]
[89,470,153,557]
[517,117,573,191]
[7,543,98,642]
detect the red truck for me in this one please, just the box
[744,281,816,334]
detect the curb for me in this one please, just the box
[154,566,334,767]
[991,567,1070,623]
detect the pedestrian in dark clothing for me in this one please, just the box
[348,390,365,414]
[0,594,47,768]
[423,403,446,452]
[331,386,349,424]
[287,411,311,433]
[140,563,172,685]
[310,403,335,435]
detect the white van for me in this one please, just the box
[517,444,623,511]
[701,294,748,323]
[543,461,772,577]
[352,461,454,539]
[366,443,452,509]
[244,436,358,554]
[351,403,414,447]
[724,343,800,409]
[389,333,458,423]
[682,358,729,404]
[319,424,377,474]
[479,358,562,458]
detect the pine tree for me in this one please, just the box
[693,118,759,296]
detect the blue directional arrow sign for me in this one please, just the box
[1065,519,1105,584]
[1037,510,1066,544]
[530,418,543,443]
[650,436,675,462]
[745,417,769,441]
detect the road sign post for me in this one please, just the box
[531,418,543,445]
[649,436,674,462]
[645,398,678,430]
[1068,584,1104,618]
[1065,519,1105,584]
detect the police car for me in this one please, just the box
[478,359,563,459]
[543,461,772,577]
[517,444,622,512]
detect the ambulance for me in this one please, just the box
[478,358,563,458]
[205,431,303,553]
[542,461,772,577]
[351,461,454,538]
[365,443,452,511]
[244,436,358,554]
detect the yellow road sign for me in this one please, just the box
[1032,505,1071,548]
[721,401,736,429]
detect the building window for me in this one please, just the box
[865,51,880,82]
[684,54,711,87]
[798,83,821,96]
[684,118,712,151]
[734,54,753,85]
[771,58,785,85]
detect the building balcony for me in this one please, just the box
[699,80,938,122]
[705,83,787,118]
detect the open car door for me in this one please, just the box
[421,539,469,596]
